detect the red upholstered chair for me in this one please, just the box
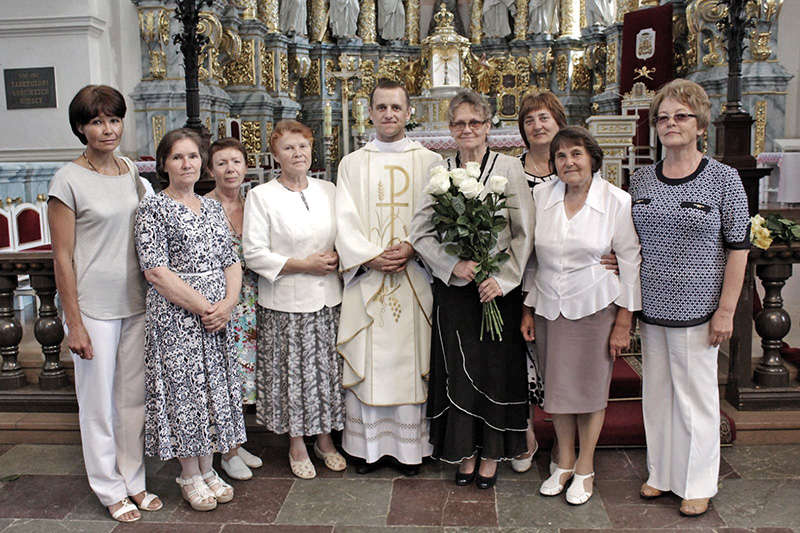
[10,199,49,251]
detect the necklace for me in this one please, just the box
[528,153,546,176]
[211,190,244,231]
[83,151,121,175]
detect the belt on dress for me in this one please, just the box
[174,270,216,278]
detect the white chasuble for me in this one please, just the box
[335,141,442,406]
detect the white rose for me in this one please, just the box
[488,175,508,194]
[465,161,481,179]
[450,168,468,187]
[430,165,448,181]
[424,171,451,195]
[459,177,482,199]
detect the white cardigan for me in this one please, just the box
[242,178,342,313]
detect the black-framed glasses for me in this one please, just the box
[449,119,487,131]
[654,113,697,125]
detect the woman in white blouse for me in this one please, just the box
[242,120,346,480]
[520,126,641,505]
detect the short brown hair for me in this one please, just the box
[268,120,314,153]
[550,126,604,174]
[209,137,248,165]
[68,85,127,145]
[448,89,493,123]
[156,128,207,182]
[370,79,411,108]
[517,92,568,149]
[650,78,712,130]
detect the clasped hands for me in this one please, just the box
[453,260,503,303]
[365,242,415,274]
[201,298,237,332]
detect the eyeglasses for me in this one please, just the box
[449,119,487,131]
[654,113,697,125]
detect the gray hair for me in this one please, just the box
[447,89,493,124]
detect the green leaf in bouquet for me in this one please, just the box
[457,226,470,237]
[492,219,507,233]
[456,215,470,227]
[445,243,460,256]
[451,195,466,215]
[439,194,452,207]
[791,225,800,240]
[495,251,510,264]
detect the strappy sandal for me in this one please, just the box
[176,475,217,512]
[130,490,163,512]
[566,472,595,505]
[540,466,575,496]
[313,442,347,472]
[109,498,140,523]
[202,469,234,503]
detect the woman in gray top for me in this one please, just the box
[49,85,161,523]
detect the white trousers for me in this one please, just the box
[70,313,146,506]
[640,322,720,500]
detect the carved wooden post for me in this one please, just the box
[30,273,69,390]
[753,263,791,387]
[0,275,26,390]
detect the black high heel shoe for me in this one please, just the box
[455,457,480,486]
[476,462,498,489]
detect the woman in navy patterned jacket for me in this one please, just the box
[629,79,750,517]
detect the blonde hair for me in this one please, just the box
[650,79,712,130]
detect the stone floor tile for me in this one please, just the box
[721,446,800,479]
[342,458,442,481]
[621,448,651,480]
[224,525,333,532]
[444,528,556,533]
[441,501,497,528]
[113,523,221,532]
[495,480,611,529]
[169,478,293,525]
[66,475,182,523]
[717,528,797,532]
[275,479,392,526]
[335,527,441,533]
[561,530,716,533]
[0,447,13,459]
[719,454,742,480]
[387,478,447,526]
[0,518,115,532]
[0,475,91,520]
[714,479,800,528]
[596,479,724,529]
[593,448,647,481]
[0,445,83,476]
[0,519,16,532]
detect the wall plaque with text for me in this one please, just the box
[4,67,57,110]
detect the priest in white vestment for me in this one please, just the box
[336,80,442,474]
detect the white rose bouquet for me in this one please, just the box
[422,164,513,341]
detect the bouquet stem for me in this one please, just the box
[480,300,504,341]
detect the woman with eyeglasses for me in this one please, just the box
[412,89,533,490]
[630,79,749,517]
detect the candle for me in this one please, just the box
[356,100,365,134]
[356,119,365,135]
[324,101,332,136]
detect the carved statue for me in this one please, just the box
[330,0,360,37]
[471,53,495,93]
[528,0,559,35]
[279,0,308,36]
[400,58,421,94]
[482,0,516,38]
[378,0,406,41]
[586,0,616,28]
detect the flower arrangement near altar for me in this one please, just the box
[423,161,512,341]
[750,213,800,250]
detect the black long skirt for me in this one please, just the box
[427,278,529,463]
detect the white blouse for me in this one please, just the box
[524,173,642,320]
[242,178,342,313]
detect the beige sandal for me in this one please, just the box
[202,469,234,503]
[130,490,163,511]
[313,442,347,472]
[289,453,317,479]
[176,475,217,512]
[680,498,710,517]
[109,498,140,523]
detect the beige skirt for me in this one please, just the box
[534,305,617,414]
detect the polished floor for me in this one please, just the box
[0,443,796,532]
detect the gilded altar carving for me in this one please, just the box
[152,115,166,155]
[438,99,451,122]
[579,0,586,29]
[378,58,404,83]
[224,39,256,85]
[359,59,377,97]
[359,0,378,44]
[138,7,170,79]
[241,0,257,20]
[242,121,263,166]
[261,45,276,91]
[530,49,554,90]
[702,35,725,67]
[400,59,422,95]
[751,32,772,61]
[749,0,783,61]
[616,0,637,23]
[556,53,568,91]
[310,0,328,41]
[571,54,591,91]
[514,0,528,40]
[197,12,223,83]
[673,13,690,77]
[325,59,337,95]
[559,0,579,38]
[331,126,340,163]
[470,0,483,44]
[755,100,767,156]
[257,0,280,34]
[279,51,290,92]
[584,43,606,95]
[205,117,211,132]
[606,41,617,85]
[218,28,243,86]
[304,58,321,95]
[217,121,226,140]
[406,0,421,45]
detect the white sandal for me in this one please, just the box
[109,498,140,523]
[539,466,575,496]
[131,490,162,512]
[176,475,217,512]
[202,469,234,503]
[566,472,595,505]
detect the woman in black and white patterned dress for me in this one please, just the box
[135,128,245,512]
[630,79,750,517]
[242,120,345,480]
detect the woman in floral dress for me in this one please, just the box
[135,128,246,512]
[207,138,262,480]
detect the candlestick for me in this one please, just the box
[324,101,332,137]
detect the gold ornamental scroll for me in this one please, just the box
[359,0,378,43]
[406,0,421,45]
[514,0,528,41]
